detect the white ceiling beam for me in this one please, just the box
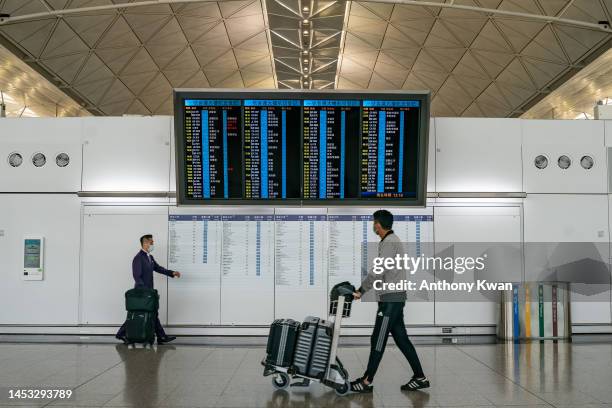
[272,0,302,18]
[311,31,341,49]
[270,30,302,49]
[274,57,302,74]
[2,0,610,34]
[363,0,612,33]
[311,58,338,74]
[0,0,224,25]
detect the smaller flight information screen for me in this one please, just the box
[360,100,420,198]
[303,100,360,199]
[183,99,242,199]
[244,100,301,199]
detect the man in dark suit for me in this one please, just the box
[116,234,181,344]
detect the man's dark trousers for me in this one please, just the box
[364,301,424,381]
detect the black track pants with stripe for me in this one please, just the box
[364,301,424,382]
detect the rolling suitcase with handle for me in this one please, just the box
[125,311,156,344]
[124,288,159,346]
[265,319,300,367]
[307,319,333,379]
[292,316,319,376]
[292,317,334,379]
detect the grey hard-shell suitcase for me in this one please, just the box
[307,319,333,379]
[292,316,334,379]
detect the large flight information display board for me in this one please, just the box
[174,90,429,205]
[244,100,301,199]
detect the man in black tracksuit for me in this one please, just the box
[350,210,430,393]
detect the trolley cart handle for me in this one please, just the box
[336,286,354,297]
[326,296,345,382]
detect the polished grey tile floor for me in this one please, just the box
[0,339,611,407]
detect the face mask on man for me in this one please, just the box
[147,244,155,253]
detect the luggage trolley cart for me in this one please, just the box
[263,285,354,396]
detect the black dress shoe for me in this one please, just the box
[115,335,128,344]
[157,335,176,344]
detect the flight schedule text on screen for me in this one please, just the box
[183,99,242,199]
[360,100,420,198]
[175,90,429,205]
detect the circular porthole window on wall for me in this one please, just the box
[8,152,23,167]
[580,155,594,170]
[32,152,46,167]
[558,155,571,170]
[534,155,548,169]
[55,152,70,167]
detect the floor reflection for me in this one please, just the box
[114,343,176,406]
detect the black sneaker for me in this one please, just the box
[157,335,176,344]
[350,378,373,393]
[401,376,430,391]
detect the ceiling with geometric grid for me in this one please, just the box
[0,0,611,118]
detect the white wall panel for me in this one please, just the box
[606,121,612,194]
[427,118,435,192]
[0,195,80,324]
[434,206,522,325]
[80,206,169,325]
[524,194,610,324]
[81,117,171,192]
[605,120,612,147]
[435,118,522,192]
[0,118,82,192]
[523,120,606,194]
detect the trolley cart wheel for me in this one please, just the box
[335,357,349,379]
[335,381,350,396]
[272,372,290,390]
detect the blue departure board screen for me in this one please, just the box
[175,90,429,205]
[183,100,242,199]
[303,100,361,199]
[244,100,301,199]
[360,100,421,198]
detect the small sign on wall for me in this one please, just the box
[23,236,44,281]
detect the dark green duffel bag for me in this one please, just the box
[125,288,159,312]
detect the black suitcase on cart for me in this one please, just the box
[124,288,159,346]
[292,316,334,379]
[265,319,300,367]
[125,311,156,344]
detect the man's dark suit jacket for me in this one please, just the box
[132,249,174,289]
